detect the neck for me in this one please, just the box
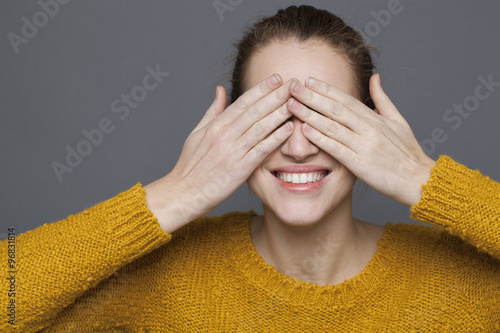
[251,197,372,286]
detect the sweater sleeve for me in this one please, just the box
[0,183,172,332]
[410,155,500,261]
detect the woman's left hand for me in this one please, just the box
[287,73,436,207]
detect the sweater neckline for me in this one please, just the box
[230,211,394,307]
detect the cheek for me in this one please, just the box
[246,172,268,205]
[246,165,267,194]
[337,166,358,192]
[336,161,356,179]
[246,170,257,186]
[245,153,279,198]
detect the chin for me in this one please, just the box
[264,198,336,227]
[275,211,325,227]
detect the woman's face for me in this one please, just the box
[244,38,362,226]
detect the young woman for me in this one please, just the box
[2,5,499,332]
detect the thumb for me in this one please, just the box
[192,86,228,133]
[370,74,405,123]
[212,85,227,116]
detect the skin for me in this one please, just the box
[245,38,386,286]
[144,37,436,287]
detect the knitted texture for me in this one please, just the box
[1,155,499,332]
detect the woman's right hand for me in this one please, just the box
[144,74,295,233]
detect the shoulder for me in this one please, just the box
[170,210,257,246]
[385,222,500,303]
[383,223,500,323]
[386,222,500,268]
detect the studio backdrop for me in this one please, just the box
[1,0,499,235]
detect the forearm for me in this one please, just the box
[0,183,170,332]
[411,155,500,260]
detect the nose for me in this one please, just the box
[280,116,319,160]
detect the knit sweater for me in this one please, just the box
[1,155,499,332]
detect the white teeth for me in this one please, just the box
[276,171,328,184]
[307,173,313,183]
[300,174,307,183]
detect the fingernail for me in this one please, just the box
[290,79,302,93]
[284,122,294,131]
[306,77,317,89]
[269,74,281,87]
[302,123,310,132]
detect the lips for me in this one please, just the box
[269,165,332,193]
[270,165,332,174]
[275,171,328,184]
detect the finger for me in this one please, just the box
[191,86,228,133]
[213,86,228,116]
[241,120,295,167]
[235,102,293,152]
[370,74,408,125]
[287,97,363,152]
[220,73,284,125]
[303,77,369,117]
[230,79,293,139]
[289,79,365,133]
[300,122,358,167]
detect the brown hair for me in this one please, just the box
[229,5,376,109]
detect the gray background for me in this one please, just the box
[1,0,499,235]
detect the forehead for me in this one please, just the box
[244,38,359,98]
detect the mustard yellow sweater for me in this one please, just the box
[1,155,499,332]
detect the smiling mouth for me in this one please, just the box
[272,171,331,184]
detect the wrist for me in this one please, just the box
[409,157,437,207]
[144,176,191,234]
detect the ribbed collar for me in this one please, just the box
[229,211,395,308]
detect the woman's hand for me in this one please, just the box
[145,74,295,233]
[287,73,436,207]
